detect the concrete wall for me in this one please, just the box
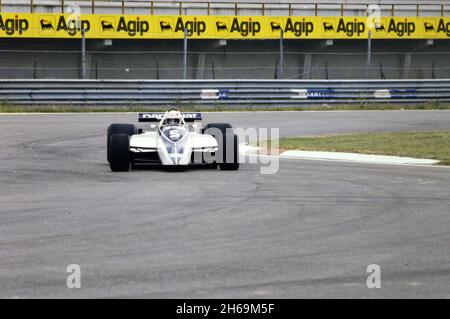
[0,38,449,79]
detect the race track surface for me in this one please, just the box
[0,111,449,298]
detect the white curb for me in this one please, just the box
[279,150,440,165]
[239,144,262,154]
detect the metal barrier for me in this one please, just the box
[1,79,450,106]
[0,0,449,17]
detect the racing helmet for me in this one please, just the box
[163,110,182,126]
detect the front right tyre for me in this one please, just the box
[203,123,239,171]
[219,133,239,170]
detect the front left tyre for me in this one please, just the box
[109,134,131,172]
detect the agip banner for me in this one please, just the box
[1,13,450,39]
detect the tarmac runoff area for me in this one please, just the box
[0,110,449,298]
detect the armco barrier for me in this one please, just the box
[0,79,450,106]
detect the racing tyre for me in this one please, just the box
[203,123,234,169]
[107,124,137,163]
[109,134,131,172]
[220,133,239,170]
[204,123,239,170]
[203,123,232,135]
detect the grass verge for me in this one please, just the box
[1,101,450,113]
[274,131,450,165]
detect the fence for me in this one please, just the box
[1,1,449,17]
[1,48,449,80]
[1,79,449,106]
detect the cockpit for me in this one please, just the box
[159,110,189,143]
[162,117,181,126]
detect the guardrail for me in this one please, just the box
[1,79,450,106]
[0,0,449,17]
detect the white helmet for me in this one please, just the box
[163,109,182,126]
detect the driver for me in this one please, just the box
[162,110,183,127]
[166,118,180,126]
[160,110,186,142]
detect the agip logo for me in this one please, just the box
[38,15,56,35]
[100,16,150,37]
[268,19,282,33]
[215,19,229,33]
[424,19,450,37]
[174,17,206,36]
[320,18,337,37]
[55,15,90,36]
[0,14,29,36]
[323,21,335,33]
[270,18,314,37]
[436,19,450,36]
[40,18,54,30]
[367,17,388,38]
[230,17,261,37]
[100,17,115,33]
[116,17,149,36]
[284,18,314,37]
[374,22,386,33]
[158,17,174,37]
[336,18,365,37]
[320,18,366,38]
[386,18,415,37]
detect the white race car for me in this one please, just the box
[107,109,239,172]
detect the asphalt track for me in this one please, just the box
[0,111,449,298]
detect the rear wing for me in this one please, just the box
[138,112,202,123]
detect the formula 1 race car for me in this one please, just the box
[107,109,239,172]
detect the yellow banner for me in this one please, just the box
[0,13,449,39]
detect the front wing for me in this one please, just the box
[129,131,218,165]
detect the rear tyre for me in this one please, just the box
[203,123,232,135]
[107,124,137,163]
[109,134,131,172]
[220,133,239,171]
[203,123,239,170]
